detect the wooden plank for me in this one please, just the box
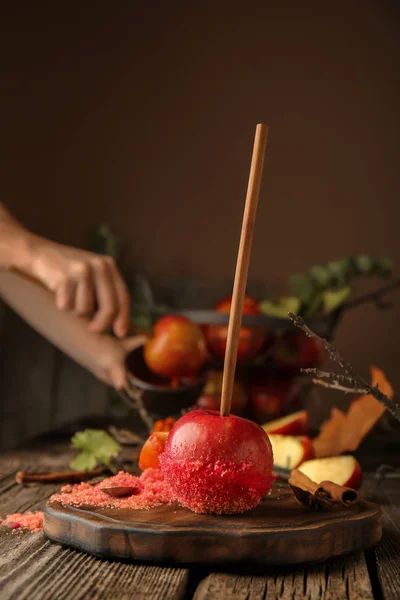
[0,450,189,600]
[0,534,188,600]
[193,553,374,600]
[371,480,400,600]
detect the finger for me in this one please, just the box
[55,279,76,311]
[108,363,127,391]
[74,276,96,316]
[107,260,131,338]
[88,260,118,333]
[120,335,148,353]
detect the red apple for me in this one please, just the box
[262,410,309,436]
[144,316,208,381]
[196,371,248,415]
[206,296,269,362]
[160,409,275,514]
[249,377,302,423]
[298,456,362,489]
[138,431,169,471]
[153,315,189,336]
[268,434,315,470]
[271,331,324,371]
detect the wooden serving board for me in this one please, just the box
[44,485,382,566]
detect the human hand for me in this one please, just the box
[24,237,131,338]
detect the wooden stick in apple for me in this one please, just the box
[220,123,269,417]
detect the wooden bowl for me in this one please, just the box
[125,345,207,417]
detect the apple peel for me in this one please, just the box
[262,410,309,436]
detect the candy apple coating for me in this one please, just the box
[206,296,269,362]
[160,409,275,514]
[138,432,169,471]
[268,434,314,470]
[144,316,208,380]
[298,456,362,489]
[262,410,309,436]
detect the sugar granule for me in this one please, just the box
[50,469,175,510]
[1,511,44,532]
[1,469,175,534]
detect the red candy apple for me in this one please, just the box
[144,315,208,381]
[262,410,309,436]
[196,371,248,415]
[268,434,315,470]
[271,331,324,371]
[138,431,169,471]
[206,296,269,362]
[298,456,362,489]
[160,409,275,514]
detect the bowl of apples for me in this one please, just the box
[125,315,209,418]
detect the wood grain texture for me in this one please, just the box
[370,480,400,600]
[193,553,374,599]
[0,448,188,600]
[44,485,382,566]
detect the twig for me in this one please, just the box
[288,312,400,421]
[311,378,369,395]
[342,278,400,312]
[288,313,359,381]
[302,368,369,394]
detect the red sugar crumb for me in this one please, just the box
[1,511,44,532]
[50,469,175,510]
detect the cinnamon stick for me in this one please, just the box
[16,467,104,484]
[289,469,359,508]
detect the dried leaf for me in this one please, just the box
[313,367,394,457]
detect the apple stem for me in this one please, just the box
[220,124,268,417]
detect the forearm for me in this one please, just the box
[0,201,38,270]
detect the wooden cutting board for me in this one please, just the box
[44,485,382,565]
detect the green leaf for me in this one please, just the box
[374,257,393,279]
[322,286,351,313]
[130,274,154,330]
[259,296,301,319]
[70,430,122,471]
[327,259,350,285]
[310,265,331,287]
[289,274,314,302]
[353,254,373,275]
[303,291,323,318]
[90,225,120,260]
[70,451,97,472]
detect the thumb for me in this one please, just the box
[120,334,148,354]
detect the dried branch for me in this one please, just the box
[288,312,400,421]
[302,368,369,394]
[311,378,369,395]
[343,278,400,312]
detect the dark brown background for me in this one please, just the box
[0,2,399,446]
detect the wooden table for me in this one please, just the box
[1,437,399,600]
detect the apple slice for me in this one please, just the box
[298,455,362,489]
[263,410,309,436]
[268,434,315,470]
